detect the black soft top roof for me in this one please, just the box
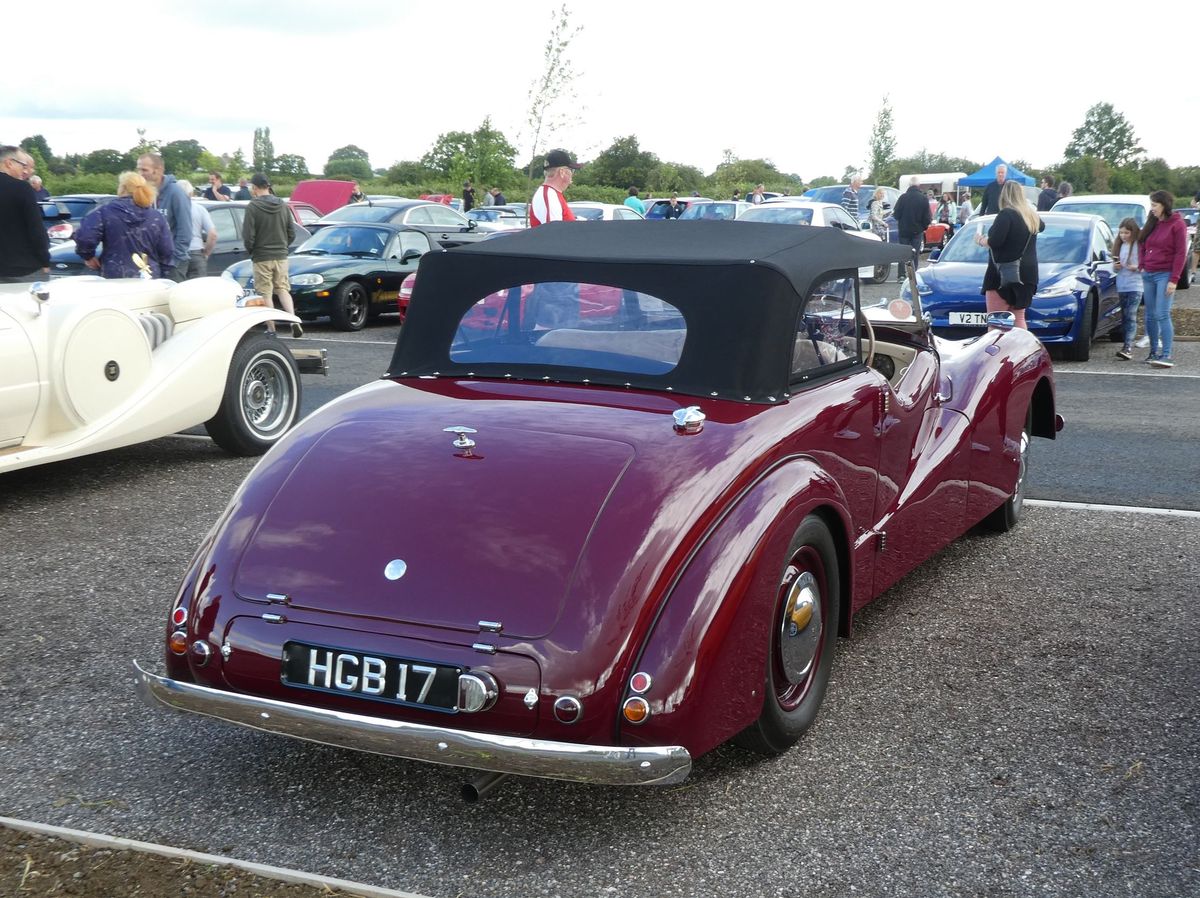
[389,221,911,403]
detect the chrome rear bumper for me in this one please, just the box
[133,662,691,786]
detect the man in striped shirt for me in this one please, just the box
[841,174,863,222]
[529,148,583,227]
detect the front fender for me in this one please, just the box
[619,457,853,759]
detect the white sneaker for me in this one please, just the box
[1134,335,1150,348]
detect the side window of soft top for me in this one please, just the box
[791,274,860,382]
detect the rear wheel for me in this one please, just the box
[869,264,889,284]
[205,333,301,456]
[734,515,840,756]
[331,281,369,331]
[982,409,1031,532]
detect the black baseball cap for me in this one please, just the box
[250,173,271,189]
[544,149,582,170]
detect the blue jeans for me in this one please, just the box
[1141,271,1174,358]
[897,233,922,279]
[1118,291,1142,348]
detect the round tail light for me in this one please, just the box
[168,630,188,655]
[622,696,650,725]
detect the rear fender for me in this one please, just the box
[618,457,852,759]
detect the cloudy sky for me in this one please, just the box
[3,0,1193,182]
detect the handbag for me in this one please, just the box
[990,232,1033,288]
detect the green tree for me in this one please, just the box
[421,122,515,187]
[253,127,275,174]
[387,160,437,183]
[160,139,205,175]
[227,148,248,180]
[197,150,224,176]
[523,3,583,184]
[82,149,128,175]
[1064,102,1144,167]
[129,128,159,163]
[20,135,52,162]
[866,96,896,184]
[274,154,309,178]
[580,136,659,190]
[324,157,372,180]
[1057,155,1111,194]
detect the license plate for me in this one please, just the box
[282,642,461,711]
[949,312,988,326]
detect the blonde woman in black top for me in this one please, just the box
[976,180,1044,329]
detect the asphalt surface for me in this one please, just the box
[2,305,1198,898]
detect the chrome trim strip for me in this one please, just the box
[132,662,691,786]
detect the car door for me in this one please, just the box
[207,205,246,273]
[425,204,484,247]
[1089,221,1120,332]
[375,231,432,306]
[0,308,39,446]
[869,341,970,598]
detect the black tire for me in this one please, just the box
[1063,292,1095,361]
[330,281,369,331]
[869,264,889,284]
[982,409,1031,533]
[734,515,840,756]
[205,333,301,456]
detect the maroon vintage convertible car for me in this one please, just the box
[135,222,1061,797]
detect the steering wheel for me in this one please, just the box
[850,303,875,369]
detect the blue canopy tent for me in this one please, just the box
[960,157,1035,186]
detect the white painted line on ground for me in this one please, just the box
[0,816,433,898]
[1027,499,1200,518]
[1054,369,1200,379]
[300,337,396,346]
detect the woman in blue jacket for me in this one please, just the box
[75,172,174,278]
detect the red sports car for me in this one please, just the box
[136,222,1061,798]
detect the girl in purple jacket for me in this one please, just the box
[75,172,174,279]
[1138,190,1188,368]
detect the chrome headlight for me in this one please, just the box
[290,273,324,287]
[1035,282,1076,298]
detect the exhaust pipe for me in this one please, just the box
[462,772,508,803]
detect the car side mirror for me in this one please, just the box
[928,248,941,262]
[467,219,477,230]
[401,249,423,263]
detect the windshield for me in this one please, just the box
[938,220,1090,265]
[449,282,686,375]
[1052,202,1145,232]
[740,206,814,225]
[296,226,389,256]
[679,202,738,221]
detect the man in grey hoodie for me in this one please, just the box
[244,173,301,337]
[137,153,193,282]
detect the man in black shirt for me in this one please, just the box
[0,146,50,282]
[1036,176,1058,212]
[980,164,1007,216]
[892,177,932,282]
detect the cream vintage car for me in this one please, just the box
[0,275,323,474]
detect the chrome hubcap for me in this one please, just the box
[779,567,823,682]
[1012,430,1029,517]
[242,356,291,434]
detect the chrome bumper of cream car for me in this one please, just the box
[133,662,691,786]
